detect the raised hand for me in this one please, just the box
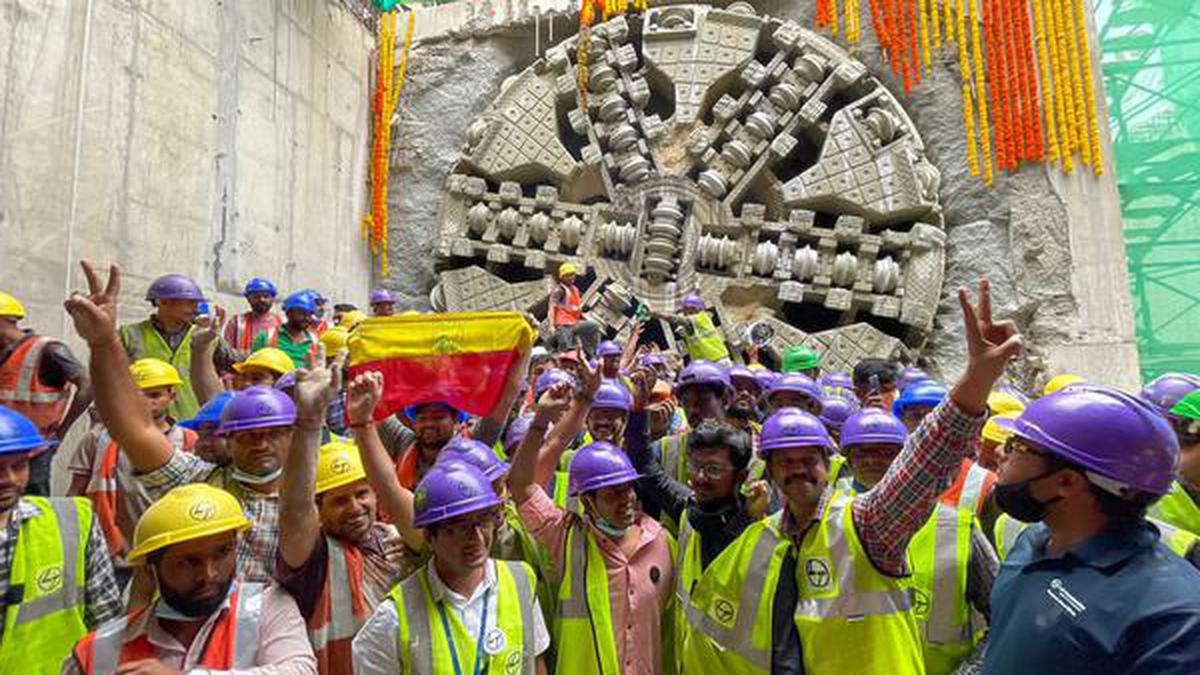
[192,305,227,349]
[629,367,656,412]
[347,371,385,425]
[64,260,121,346]
[960,279,1022,381]
[577,344,602,398]
[534,381,572,425]
[292,344,344,421]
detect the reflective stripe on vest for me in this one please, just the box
[556,525,622,675]
[392,560,536,675]
[957,463,992,515]
[119,321,198,421]
[1150,480,1200,536]
[83,583,265,674]
[0,497,90,674]
[0,336,71,429]
[908,504,976,675]
[1150,517,1200,558]
[993,513,1028,562]
[307,537,368,662]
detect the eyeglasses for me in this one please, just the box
[1002,437,1052,458]
[439,510,503,538]
[686,460,735,480]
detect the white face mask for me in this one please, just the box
[230,466,283,486]
[588,510,629,539]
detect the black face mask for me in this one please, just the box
[994,469,1063,523]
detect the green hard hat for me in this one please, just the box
[782,345,820,373]
[1170,390,1200,422]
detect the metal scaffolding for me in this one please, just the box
[1097,0,1200,379]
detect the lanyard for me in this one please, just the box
[437,587,491,675]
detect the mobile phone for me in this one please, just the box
[868,374,881,395]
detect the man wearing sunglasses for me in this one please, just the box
[984,386,1200,675]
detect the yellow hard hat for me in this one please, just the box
[0,292,26,320]
[1043,374,1085,397]
[127,484,250,565]
[558,262,578,277]
[339,310,368,329]
[987,391,1027,416]
[129,358,183,390]
[233,347,296,375]
[315,439,367,495]
[981,411,1020,444]
[319,326,350,354]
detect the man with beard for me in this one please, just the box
[353,460,551,675]
[368,289,395,318]
[392,402,467,491]
[727,365,765,431]
[65,483,316,674]
[678,280,1018,675]
[253,291,320,369]
[65,261,298,584]
[276,355,408,674]
[852,357,902,410]
[0,406,122,673]
[654,360,733,487]
[224,277,283,358]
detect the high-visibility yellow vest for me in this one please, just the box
[994,513,1199,562]
[0,497,92,675]
[118,319,198,420]
[680,495,925,675]
[389,560,537,675]
[683,313,730,363]
[907,503,980,675]
[1150,480,1200,537]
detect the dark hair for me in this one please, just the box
[1089,483,1156,523]
[334,303,357,312]
[687,420,752,470]
[853,358,899,387]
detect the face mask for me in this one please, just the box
[231,466,283,486]
[994,470,1062,523]
[590,513,629,539]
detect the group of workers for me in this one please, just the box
[1,261,1198,675]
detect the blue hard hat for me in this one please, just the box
[0,405,54,456]
[893,381,949,417]
[404,402,469,424]
[243,277,278,298]
[282,291,317,314]
[180,392,236,430]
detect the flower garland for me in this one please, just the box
[1032,0,1060,164]
[1016,0,1043,161]
[957,0,979,178]
[1072,0,1102,174]
[919,0,931,75]
[971,0,994,184]
[1050,0,1077,172]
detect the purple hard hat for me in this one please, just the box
[897,367,929,391]
[754,369,780,392]
[675,360,733,396]
[819,396,859,430]
[841,408,909,448]
[369,288,395,305]
[759,408,834,455]
[504,415,535,452]
[593,380,633,413]
[1013,385,1180,495]
[412,459,502,528]
[535,368,576,399]
[218,385,297,435]
[819,372,854,392]
[681,293,706,311]
[1139,373,1200,416]
[568,441,640,496]
[442,438,510,482]
[597,341,622,358]
[767,373,824,406]
[146,274,206,302]
[728,365,762,391]
[639,353,666,369]
[274,371,296,392]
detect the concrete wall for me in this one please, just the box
[0,0,376,346]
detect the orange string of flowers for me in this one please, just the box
[907,0,921,85]
[1015,0,1042,161]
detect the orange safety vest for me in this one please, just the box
[72,582,265,674]
[938,459,996,516]
[552,284,583,327]
[307,538,369,674]
[87,427,197,556]
[0,335,72,432]
[229,312,283,352]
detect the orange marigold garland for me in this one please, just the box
[1002,0,1024,168]
[907,0,921,85]
[1015,0,1043,161]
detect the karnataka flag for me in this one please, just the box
[347,312,536,421]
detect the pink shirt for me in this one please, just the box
[518,486,675,675]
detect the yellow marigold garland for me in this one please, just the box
[1072,0,1102,175]
[1032,0,1060,164]
[957,0,979,177]
[971,0,994,184]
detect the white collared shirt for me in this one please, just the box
[352,559,550,675]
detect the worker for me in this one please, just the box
[548,262,600,357]
[179,390,235,467]
[253,291,320,369]
[666,293,731,365]
[781,345,820,378]
[852,357,901,409]
[819,371,853,397]
[394,402,469,490]
[509,377,676,675]
[118,272,215,421]
[1140,372,1200,415]
[368,288,396,317]
[655,360,733,487]
[232,346,295,389]
[353,459,551,675]
[978,411,1019,471]
[274,357,409,674]
[224,277,283,356]
[984,386,1200,675]
[331,303,358,327]
[554,348,585,384]
[1041,373,1084,397]
[66,358,196,571]
[596,340,624,380]
[306,290,332,335]
[0,290,93,496]
[65,483,317,674]
[340,308,368,329]
[0,405,122,674]
[835,407,996,675]
[674,279,1018,674]
[645,379,681,444]
[1150,389,1200,535]
[897,366,930,391]
[764,372,824,416]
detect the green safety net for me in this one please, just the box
[1098,0,1200,380]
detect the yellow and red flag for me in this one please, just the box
[347,312,535,421]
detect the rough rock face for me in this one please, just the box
[386,2,1133,389]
